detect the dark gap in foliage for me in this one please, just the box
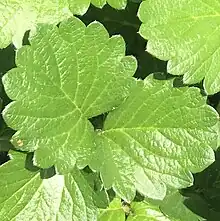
[0,151,9,165]
[83,165,95,174]
[0,44,15,105]
[22,30,31,46]
[0,44,16,74]
[40,166,56,179]
[89,113,108,130]
[0,45,16,164]
[181,149,220,220]
[0,114,15,165]
[133,191,145,202]
[25,152,56,178]
[107,188,116,202]
[208,92,220,113]
[135,51,167,80]
[78,2,167,80]
[25,152,40,172]
[0,77,12,107]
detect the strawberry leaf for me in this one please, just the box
[98,198,125,221]
[0,151,102,221]
[2,17,137,173]
[91,0,127,9]
[0,0,129,49]
[138,0,220,94]
[159,191,204,221]
[128,201,175,221]
[0,0,73,48]
[90,75,219,201]
[99,198,176,221]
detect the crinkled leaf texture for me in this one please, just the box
[0,152,100,221]
[138,0,220,94]
[0,0,128,49]
[90,75,219,201]
[2,16,137,173]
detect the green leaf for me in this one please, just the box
[0,151,102,221]
[90,75,218,201]
[138,0,220,94]
[91,0,127,9]
[127,201,175,221]
[98,198,125,221]
[2,17,137,173]
[184,149,220,220]
[0,0,130,48]
[0,0,73,48]
[159,191,204,221]
[98,198,177,221]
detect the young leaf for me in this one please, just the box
[0,151,101,221]
[90,75,219,201]
[2,17,137,173]
[138,0,220,94]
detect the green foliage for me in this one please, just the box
[138,0,220,94]
[2,16,136,173]
[91,75,218,201]
[98,198,175,221]
[0,152,107,220]
[0,0,220,220]
[91,0,127,9]
[0,0,127,48]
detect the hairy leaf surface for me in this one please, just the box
[138,0,220,94]
[0,152,100,221]
[90,75,219,201]
[2,17,137,172]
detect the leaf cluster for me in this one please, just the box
[0,0,219,220]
